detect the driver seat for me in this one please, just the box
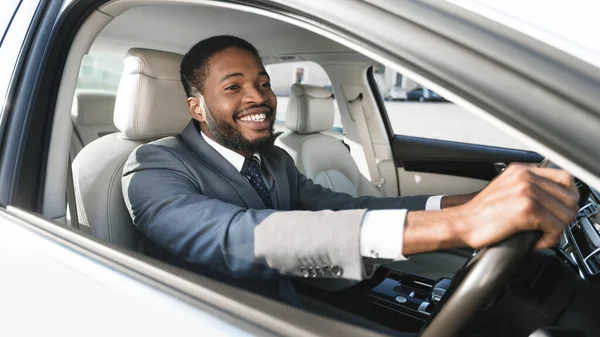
[72,48,189,250]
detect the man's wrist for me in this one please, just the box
[440,192,478,209]
[402,206,470,256]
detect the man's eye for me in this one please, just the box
[225,85,240,90]
[260,83,271,88]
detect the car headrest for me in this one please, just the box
[285,83,334,134]
[113,48,190,140]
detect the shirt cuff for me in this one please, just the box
[360,210,408,261]
[425,195,445,211]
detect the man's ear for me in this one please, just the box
[187,96,206,122]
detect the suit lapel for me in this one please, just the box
[180,121,266,210]
[261,149,291,211]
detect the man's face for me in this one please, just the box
[192,47,277,155]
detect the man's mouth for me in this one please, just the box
[238,112,268,122]
[236,106,273,125]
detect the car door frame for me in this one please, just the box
[0,0,106,211]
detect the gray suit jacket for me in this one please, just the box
[122,121,429,297]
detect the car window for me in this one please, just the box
[266,61,343,135]
[372,64,531,150]
[76,52,124,93]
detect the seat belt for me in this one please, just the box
[67,119,86,231]
[66,153,80,230]
[347,93,385,194]
[71,120,84,155]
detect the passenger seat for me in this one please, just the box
[275,84,381,197]
[71,90,118,156]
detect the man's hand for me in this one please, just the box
[458,164,579,249]
[402,164,579,255]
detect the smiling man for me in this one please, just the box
[122,36,579,307]
[183,41,276,158]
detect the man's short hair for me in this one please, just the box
[180,35,260,97]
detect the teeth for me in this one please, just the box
[240,113,267,122]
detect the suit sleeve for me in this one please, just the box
[122,144,369,281]
[294,169,431,211]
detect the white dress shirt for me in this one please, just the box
[201,132,442,261]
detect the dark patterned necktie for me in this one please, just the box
[244,157,273,209]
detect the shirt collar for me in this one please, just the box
[201,131,259,173]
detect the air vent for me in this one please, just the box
[568,196,600,276]
[581,199,599,217]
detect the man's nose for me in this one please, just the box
[243,85,267,104]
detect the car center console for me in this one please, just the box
[367,269,435,320]
[294,266,443,333]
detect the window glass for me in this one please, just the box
[266,61,343,135]
[372,65,531,150]
[76,52,124,92]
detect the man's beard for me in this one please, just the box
[203,101,275,154]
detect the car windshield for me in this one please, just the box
[451,0,600,68]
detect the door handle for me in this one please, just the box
[493,162,507,173]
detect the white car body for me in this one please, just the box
[2,0,600,336]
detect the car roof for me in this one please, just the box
[88,4,364,65]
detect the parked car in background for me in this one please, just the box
[407,87,447,102]
[384,86,407,101]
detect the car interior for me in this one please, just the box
[25,1,600,336]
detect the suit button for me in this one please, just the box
[321,266,331,276]
[301,267,309,278]
[331,266,343,277]
[308,267,316,277]
[315,267,324,277]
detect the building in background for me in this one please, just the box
[372,64,420,100]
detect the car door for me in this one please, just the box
[368,69,544,197]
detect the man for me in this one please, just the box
[122,36,578,304]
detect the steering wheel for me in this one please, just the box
[419,158,566,337]
[419,232,539,337]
